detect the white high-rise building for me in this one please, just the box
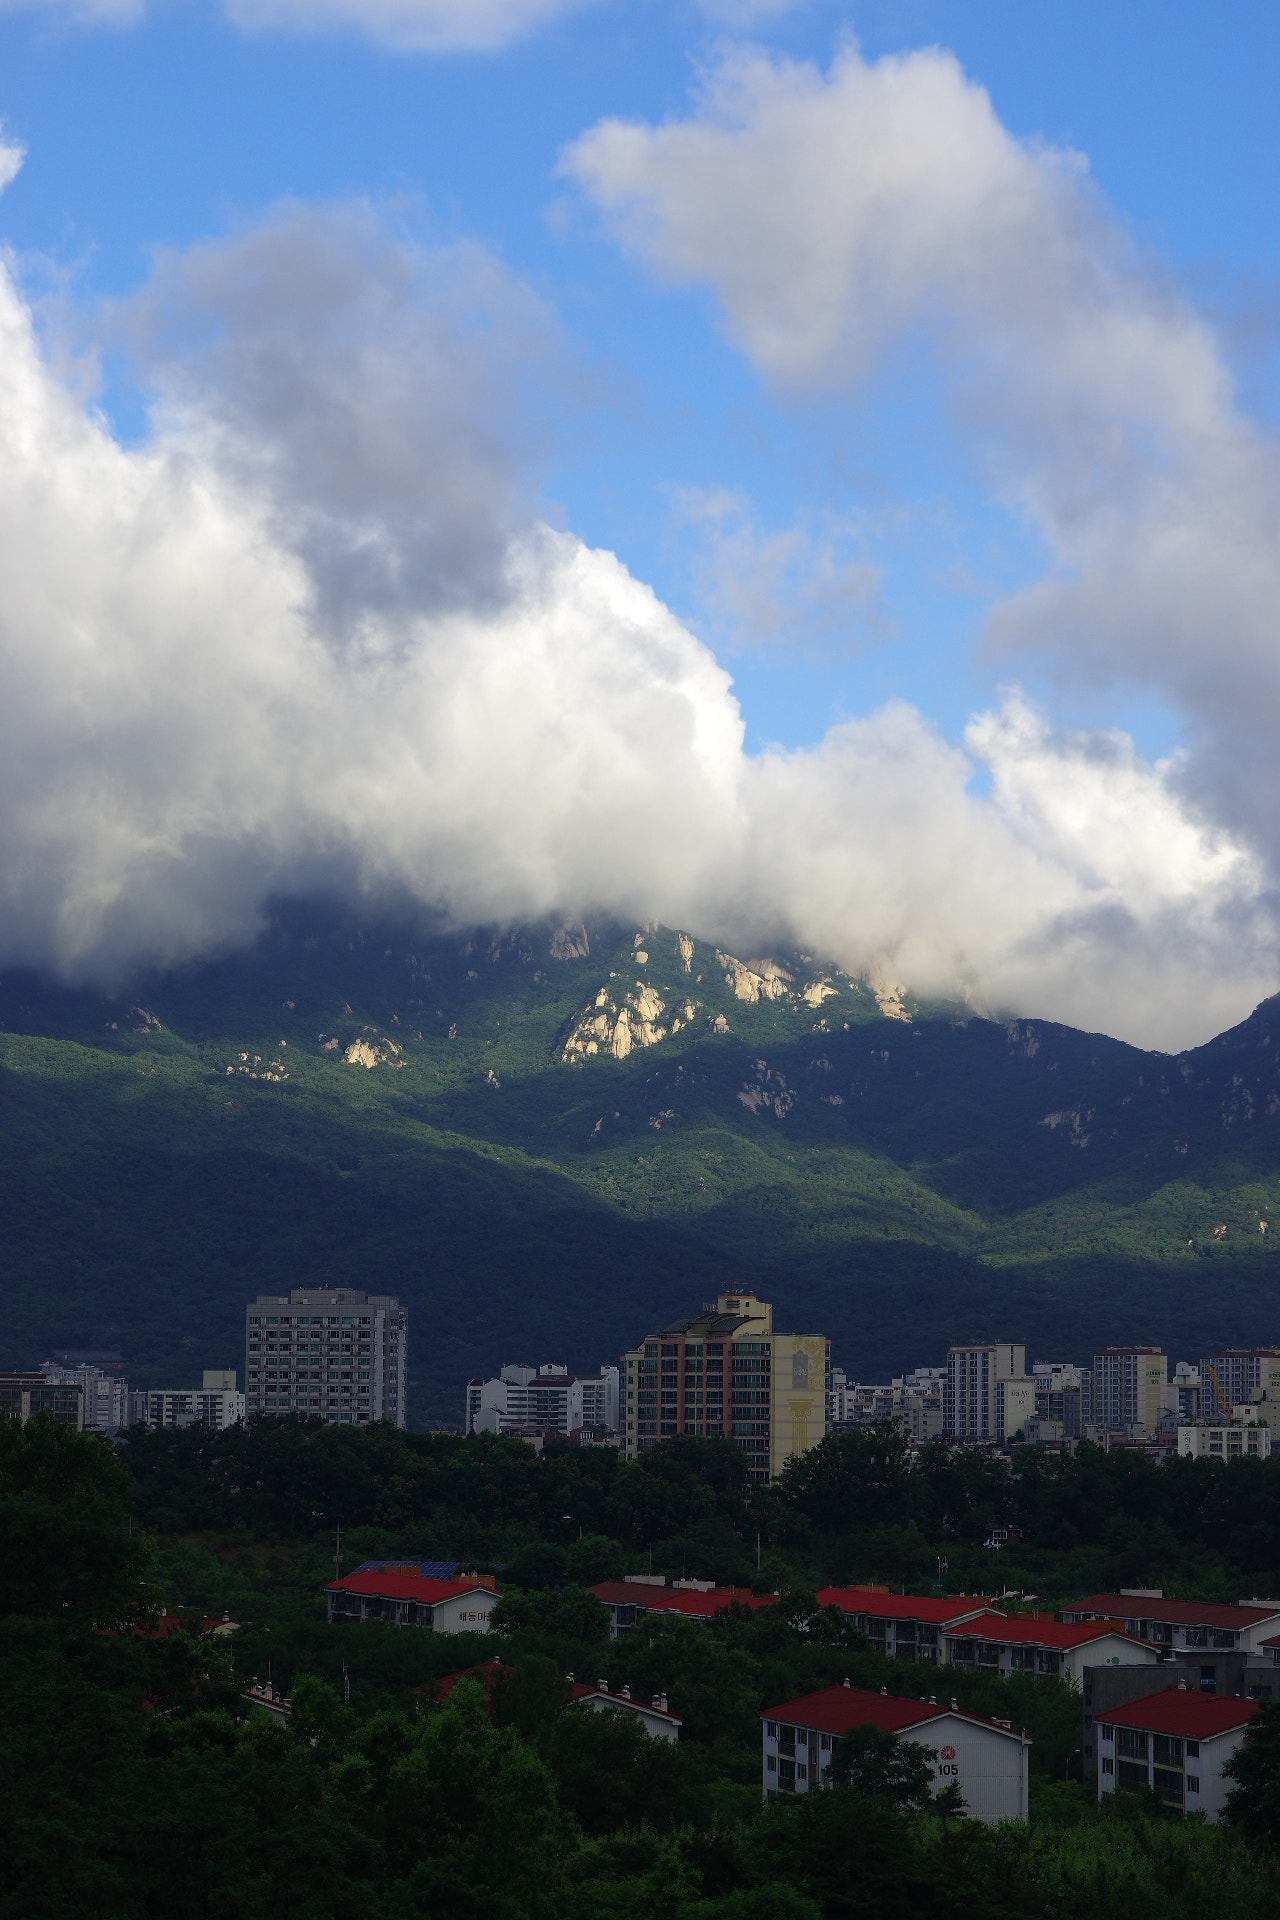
[42,1361,132,1434]
[944,1344,1029,1443]
[245,1288,407,1426]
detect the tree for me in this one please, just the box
[0,1414,152,1620]
[826,1723,936,1810]
[1224,1702,1280,1843]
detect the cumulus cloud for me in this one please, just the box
[563,43,1280,871]
[0,0,590,48]
[0,165,1272,1046]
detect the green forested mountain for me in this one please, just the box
[0,905,1277,1424]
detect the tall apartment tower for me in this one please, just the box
[618,1291,829,1485]
[944,1344,1031,1443]
[1199,1351,1280,1423]
[245,1288,408,1426]
[1092,1347,1166,1438]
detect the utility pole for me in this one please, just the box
[334,1522,342,1584]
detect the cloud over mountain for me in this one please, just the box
[0,151,1273,1048]
[564,43,1280,877]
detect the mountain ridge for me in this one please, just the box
[0,903,1277,1422]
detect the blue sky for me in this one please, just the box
[0,1,1275,1044]
[1,0,1273,756]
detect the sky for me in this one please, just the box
[0,0,1275,1048]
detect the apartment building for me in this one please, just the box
[761,1683,1030,1821]
[41,1361,132,1434]
[0,1373,84,1428]
[1097,1688,1257,1821]
[943,1616,1158,1682]
[133,1372,245,1430]
[1177,1421,1271,1460]
[245,1287,407,1425]
[944,1344,1032,1443]
[816,1588,994,1664]
[1062,1593,1280,1659]
[1092,1347,1166,1438]
[619,1292,829,1482]
[465,1364,619,1436]
[1199,1351,1280,1424]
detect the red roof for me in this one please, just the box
[327,1571,489,1604]
[762,1683,1029,1743]
[817,1588,998,1626]
[436,1659,505,1704]
[1106,1687,1260,1739]
[943,1616,1152,1651]
[588,1581,775,1617]
[1063,1594,1280,1630]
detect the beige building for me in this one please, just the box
[1200,1351,1280,1424]
[1093,1347,1166,1439]
[619,1292,828,1484]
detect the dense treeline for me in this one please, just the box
[6,1416,1280,1917]
[121,1414,1280,1599]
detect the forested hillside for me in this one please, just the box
[1,904,1277,1423]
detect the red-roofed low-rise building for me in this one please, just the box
[815,1589,997,1665]
[761,1682,1030,1822]
[568,1677,682,1742]
[1098,1686,1258,1820]
[327,1565,497,1633]
[588,1576,777,1639]
[1061,1592,1280,1658]
[944,1615,1159,1682]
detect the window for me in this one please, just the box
[1117,1729,1146,1759]
[767,1756,776,1773]
[1099,1725,1113,1743]
[820,1734,831,1751]
[1186,1776,1199,1794]
[1186,1741,1199,1758]
[766,1722,777,1739]
[1102,1758,1114,1776]
[796,1765,807,1782]
[1118,1761,1148,1794]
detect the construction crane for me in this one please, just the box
[1204,1359,1231,1424]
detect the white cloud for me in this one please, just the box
[0,197,1271,1047]
[669,485,882,652]
[0,0,591,48]
[221,0,593,52]
[0,132,25,193]
[563,44,1280,879]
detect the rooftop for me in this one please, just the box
[1106,1687,1260,1739]
[944,1616,1153,1651]
[762,1682,1029,1744]
[817,1588,998,1626]
[569,1679,682,1724]
[589,1580,775,1617]
[1063,1593,1280,1629]
[327,1570,490,1603]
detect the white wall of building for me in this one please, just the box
[762,1710,1029,1822]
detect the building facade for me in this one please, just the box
[41,1361,131,1434]
[132,1375,246,1430]
[761,1683,1031,1821]
[0,1373,84,1428]
[1092,1347,1166,1438]
[618,1293,829,1483]
[1199,1351,1280,1424]
[944,1344,1028,1442]
[1176,1421,1271,1460]
[465,1364,619,1436]
[326,1566,495,1631]
[1097,1688,1256,1820]
[246,1288,407,1425]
